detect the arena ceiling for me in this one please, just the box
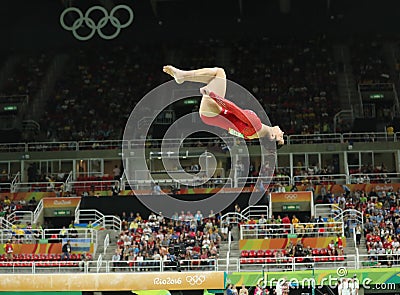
[0,0,399,50]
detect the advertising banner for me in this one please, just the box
[0,192,56,202]
[295,183,400,195]
[271,191,313,203]
[0,243,62,255]
[61,238,92,254]
[270,191,312,212]
[0,272,226,291]
[42,197,81,208]
[239,236,346,250]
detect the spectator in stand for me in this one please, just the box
[194,210,203,225]
[282,215,291,226]
[355,224,362,246]
[61,240,72,260]
[152,183,162,195]
[258,214,267,226]
[112,249,121,272]
[112,165,121,180]
[79,253,89,272]
[4,240,13,262]
[246,218,257,230]
[292,215,300,225]
[239,285,248,295]
[59,226,68,239]
[111,181,120,196]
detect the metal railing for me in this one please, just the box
[71,172,108,179]
[27,141,77,152]
[101,215,122,232]
[42,228,96,242]
[240,222,344,240]
[10,172,21,193]
[0,143,26,152]
[0,255,358,273]
[0,217,14,229]
[76,209,121,232]
[226,231,232,272]
[33,199,44,225]
[239,255,355,272]
[0,228,43,244]
[220,212,248,225]
[6,211,33,226]
[125,177,233,190]
[0,132,397,154]
[69,180,117,195]
[96,254,103,273]
[314,204,342,218]
[13,181,64,193]
[241,205,269,221]
[74,204,80,225]
[0,227,98,244]
[287,133,343,144]
[349,172,400,184]
[293,174,348,185]
[103,234,110,256]
[358,253,400,268]
[0,182,11,192]
[343,132,396,143]
[78,140,127,151]
[333,209,363,229]
[76,209,104,225]
[237,176,291,187]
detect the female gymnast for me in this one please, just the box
[163,65,284,146]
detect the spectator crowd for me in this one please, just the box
[112,210,223,271]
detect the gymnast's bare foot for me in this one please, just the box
[163,65,185,84]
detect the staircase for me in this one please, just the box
[217,226,242,272]
[218,238,240,273]
[314,204,341,220]
[0,55,21,90]
[333,45,360,110]
[344,232,358,269]
[382,42,400,117]
[356,235,368,268]
[94,229,119,261]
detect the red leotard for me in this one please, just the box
[200,92,262,139]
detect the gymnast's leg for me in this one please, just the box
[163,65,225,117]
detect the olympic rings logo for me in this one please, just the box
[186,275,206,286]
[60,5,134,41]
[285,194,298,200]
